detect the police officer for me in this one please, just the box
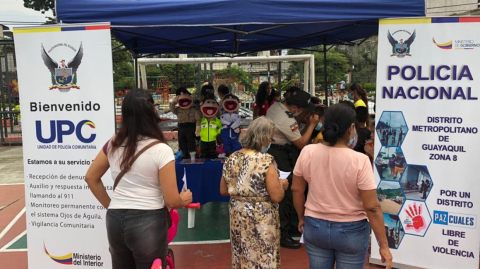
[266,87,319,249]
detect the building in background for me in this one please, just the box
[0,25,5,40]
[1,25,17,74]
[426,0,478,16]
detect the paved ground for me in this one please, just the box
[0,146,24,184]
[0,145,388,268]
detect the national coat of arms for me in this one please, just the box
[387,30,416,58]
[41,42,83,92]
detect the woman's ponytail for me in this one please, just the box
[322,104,356,146]
[350,83,370,126]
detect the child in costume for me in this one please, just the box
[170,87,201,159]
[199,95,222,158]
[220,94,242,155]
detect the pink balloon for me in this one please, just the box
[151,258,162,269]
[167,210,180,243]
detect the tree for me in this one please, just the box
[112,40,135,92]
[23,0,56,23]
[287,46,350,90]
[23,0,55,15]
[144,63,198,91]
[337,36,378,84]
[214,66,254,94]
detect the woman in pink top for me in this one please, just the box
[292,103,393,269]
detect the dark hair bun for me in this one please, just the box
[322,104,356,146]
[323,123,339,144]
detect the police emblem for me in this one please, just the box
[41,42,83,92]
[387,30,416,58]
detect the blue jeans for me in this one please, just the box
[106,209,169,269]
[304,217,370,269]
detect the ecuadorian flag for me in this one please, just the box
[83,121,96,129]
[433,38,452,50]
[44,244,73,265]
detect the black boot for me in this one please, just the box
[280,236,301,249]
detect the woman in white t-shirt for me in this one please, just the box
[85,89,192,269]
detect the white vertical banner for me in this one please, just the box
[14,23,115,268]
[372,17,480,269]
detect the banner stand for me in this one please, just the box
[372,16,480,269]
[369,257,424,269]
[14,23,115,268]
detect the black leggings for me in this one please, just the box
[106,208,169,269]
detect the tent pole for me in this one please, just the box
[140,64,147,90]
[138,54,313,64]
[197,64,201,94]
[310,55,315,96]
[204,63,207,83]
[303,60,309,92]
[323,44,328,106]
[267,62,271,83]
[278,61,282,93]
[134,56,139,89]
[210,63,214,84]
[299,63,303,90]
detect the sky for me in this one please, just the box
[0,0,53,30]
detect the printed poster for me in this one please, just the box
[14,23,115,268]
[372,17,480,269]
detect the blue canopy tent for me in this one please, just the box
[56,0,425,91]
[57,0,425,56]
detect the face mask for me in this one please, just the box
[315,122,323,131]
[293,108,303,117]
[348,129,358,148]
[347,93,354,100]
[261,143,271,153]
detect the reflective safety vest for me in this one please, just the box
[200,117,222,142]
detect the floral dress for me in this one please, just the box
[222,151,280,269]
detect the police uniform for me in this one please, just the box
[266,89,315,248]
[266,102,301,172]
[170,102,201,157]
[220,112,242,153]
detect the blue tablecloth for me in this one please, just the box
[175,159,229,205]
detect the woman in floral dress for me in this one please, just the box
[220,117,289,269]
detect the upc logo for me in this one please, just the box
[36,120,96,144]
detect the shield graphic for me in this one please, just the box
[395,44,408,54]
[55,68,73,85]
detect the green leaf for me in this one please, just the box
[214,66,254,93]
[287,47,350,89]
[23,0,56,16]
